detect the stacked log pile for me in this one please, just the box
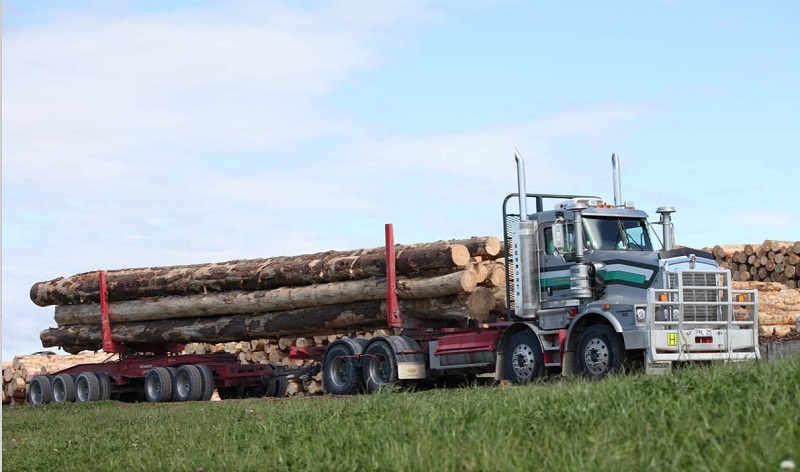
[32,237,507,354]
[733,281,800,337]
[2,352,117,404]
[711,241,800,287]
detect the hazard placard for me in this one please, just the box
[667,332,678,346]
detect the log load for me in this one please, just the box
[41,290,500,352]
[30,238,498,307]
[52,270,480,326]
[34,236,507,353]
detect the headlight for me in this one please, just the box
[636,308,646,322]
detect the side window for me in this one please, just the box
[543,226,555,255]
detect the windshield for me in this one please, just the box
[583,217,653,251]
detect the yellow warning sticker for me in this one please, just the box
[667,333,678,346]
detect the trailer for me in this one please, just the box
[25,271,323,405]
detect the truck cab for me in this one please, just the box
[502,152,759,379]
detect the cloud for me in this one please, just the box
[2,1,648,360]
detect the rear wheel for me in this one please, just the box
[504,331,544,384]
[271,375,288,398]
[96,373,111,401]
[575,324,626,379]
[362,341,398,393]
[75,372,101,403]
[173,365,203,402]
[195,364,215,401]
[52,373,76,403]
[323,343,362,395]
[144,367,173,403]
[27,376,53,405]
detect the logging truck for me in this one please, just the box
[320,151,760,394]
[25,150,760,405]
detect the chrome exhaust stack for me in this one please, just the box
[612,152,622,207]
[514,148,528,217]
[657,206,676,251]
[513,148,540,318]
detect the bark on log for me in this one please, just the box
[41,294,494,351]
[54,271,478,326]
[31,240,486,307]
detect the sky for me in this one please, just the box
[2,0,799,360]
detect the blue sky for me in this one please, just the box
[2,1,799,359]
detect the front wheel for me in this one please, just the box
[504,331,544,384]
[575,325,626,379]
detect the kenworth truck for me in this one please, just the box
[27,150,760,405]
[320,151,760,394]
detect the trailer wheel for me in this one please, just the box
[195,364,215,401]
[173,365,203,402]
[504,331,544,384]
[144,367,173,403]
[575,325,626,379]
[27,375,53,405]
[271,375,288,398]
[362,341,398,393]
[323,343,363,395]
[52,373,76,403]
[75,372,101,403]
[96,373,111,401]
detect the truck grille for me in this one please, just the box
[667,272,724,323]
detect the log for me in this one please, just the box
[41,291,498,352]
[712,245,744,259]
[54,271,478,326]
[31,240,481,307]
[3,365,14,382]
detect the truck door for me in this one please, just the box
[540,224,574,302]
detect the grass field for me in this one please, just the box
[3,356,799,472]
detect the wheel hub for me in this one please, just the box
[511,343,536,379]
[584,338,610,374]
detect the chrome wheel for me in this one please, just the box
[583,337,610,375]
[511,343,537,380]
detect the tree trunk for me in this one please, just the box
[54,271,478,326]
[30,239,491,307]
[41,294,496,352]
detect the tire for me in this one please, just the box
[173,365,203,402]
[144,367,173,403]
[504,331,544,384]
[323,343,363,395]
[195,364,215,401]
[52,373,77,403]
[75,372,101,403]
[271,375,288,398]
[96,373,111,401]
[362,341,398,393]
[244,383,271,398]
[575,324,627,379]
[27,376,53,405]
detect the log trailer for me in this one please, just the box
[26,150,760,404]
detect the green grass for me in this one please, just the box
[4,357,800,472]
